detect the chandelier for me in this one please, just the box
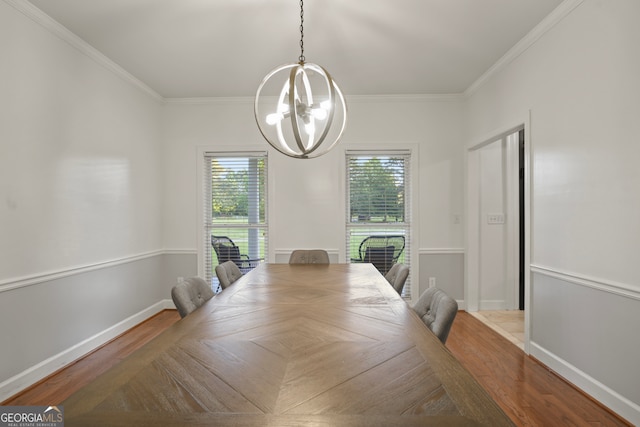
[254,0,347,159]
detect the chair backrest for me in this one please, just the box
[363,246,395,274]
[211,235,241,264]
[171,277,215,318]
[358,235,405,274]
[384,263,409,295]
[412,287,458,344]
[289,249,330,264]
[215,260,243,289]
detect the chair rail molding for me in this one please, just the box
[0,250,166,294]
[0,249,197,294]
[530,264,640,301]
[419,248,465,255]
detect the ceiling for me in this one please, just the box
[27,0,564,99]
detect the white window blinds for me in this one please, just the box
[203,152,268,289]
[346,150,412,298]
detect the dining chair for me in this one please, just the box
[350,235,405,274]
[171,277,215,318]
[384,263,409,295]
[215,260,244,289]
[211,235,263,273]
[412,287,458,344]
[289,249,330,264]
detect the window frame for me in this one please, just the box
[344,147,418,300]
[197,147,270,287]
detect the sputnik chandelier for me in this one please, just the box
[254,0,347,159]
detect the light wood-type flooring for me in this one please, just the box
[4,309,631,426]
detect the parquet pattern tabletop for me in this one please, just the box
[63,263,513,426]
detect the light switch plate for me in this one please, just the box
[487,213,505,224]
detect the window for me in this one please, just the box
[203,152,268,289]
[346,150,412,298]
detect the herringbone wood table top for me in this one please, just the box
[63,263,513,426]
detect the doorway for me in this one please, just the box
[466,125,529,351]
[518,129,525,310]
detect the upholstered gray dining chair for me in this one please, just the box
[384,263,409,295]
[171,277,215,318]
[412,287,458,344]
[289,249,330,264]
[215,260,243,289]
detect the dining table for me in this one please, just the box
[63,263,513,426]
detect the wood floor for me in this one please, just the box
[3,309,631,426]
[2,310,182,407]
[447,312,631,426]
[472,310,525,350]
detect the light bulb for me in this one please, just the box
[266,113,282,125]
[311,107,328,120]
[305,122,315,135]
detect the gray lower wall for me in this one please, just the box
[0,252,197,395]
[161,252,199,292]
[531,271,640,410]
[418,252,465,301]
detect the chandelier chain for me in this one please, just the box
[299,0,305,63]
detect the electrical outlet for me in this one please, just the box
[428,277,436,288]
[177,276,184,284]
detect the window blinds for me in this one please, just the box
[203,152,268,288]
[346,150,412,298]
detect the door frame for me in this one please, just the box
[465,113,531,353]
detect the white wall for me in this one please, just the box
[0,0,167,399]
[0,1,163,277]
[478,141,507,309]
[161,96,466,298]
[465,0,640,422]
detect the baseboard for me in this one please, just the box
[478,300,507,310]
[0,299,174,402]
[530,342,640,425]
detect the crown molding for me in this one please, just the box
[464,0,585,97]
[164,96,255,105]
[165,93,465,105]
[346,94,464,103]
[4,0,164,102]
[6,0,584,104]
